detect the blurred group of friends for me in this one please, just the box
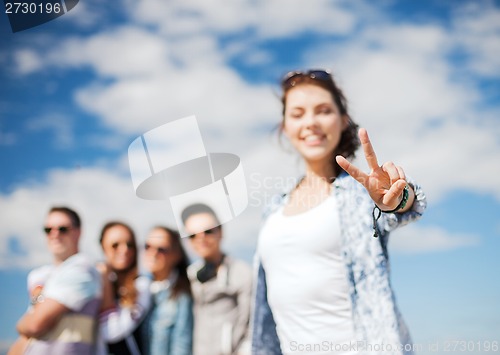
[10,203,252,355]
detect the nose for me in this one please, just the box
[191,233,206,240]
[117,243,134,255]
[47,229,64,238]
[303,112,319,127]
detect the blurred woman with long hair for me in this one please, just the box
[139,225,193,355]
[98,221,151,355]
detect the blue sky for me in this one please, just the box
[1,0,499,353]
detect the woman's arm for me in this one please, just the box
[99,276,151,342]
[169,294,193,355]
[7,336,29,355]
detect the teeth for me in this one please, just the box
[304,135,322,141]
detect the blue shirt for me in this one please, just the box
[140,279,193,355]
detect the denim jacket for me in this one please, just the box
[140,278,194,355]
[251,171,427,355]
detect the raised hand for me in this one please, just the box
[336,128,411,212]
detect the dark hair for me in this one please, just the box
[49,206,81,228]
[99,221,138,307]
[181,203,221,225]
[279,70,360,176]
[151,226,192,298]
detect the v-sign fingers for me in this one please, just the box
[359,128,379,171]
[336,155,368,186]
[382,161,400,185]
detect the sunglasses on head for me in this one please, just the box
[281,69,332,89]
[44,226,72,235]
[188,226,219,239]
[144,243,172,255]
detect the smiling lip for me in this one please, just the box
[302,134,325,146]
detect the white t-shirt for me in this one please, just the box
[25,253,102,355]
[258,194,357,355]
[28,253,101,310]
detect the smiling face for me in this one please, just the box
[185,212,222,263]
[283,84,347,173]
[143,227,181,281]
[100,224,137,272]
[45,211,80,263]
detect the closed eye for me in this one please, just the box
[287,108,304,119]
[315,104,334,115]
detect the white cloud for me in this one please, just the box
[25,114,75,149]
[309,23,471,131]
[390,224,480,254]
[73,64,279,137]
[13,49,42,74]
[47,27,173,78]
[59,0,109,29]
[15,26,278,137]
[130,0,356,39]
[254,0,356,38]
[452,2,500,77]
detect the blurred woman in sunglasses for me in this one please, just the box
[252,70,427,355]
[98,221,151,355]
[139,226,193,355]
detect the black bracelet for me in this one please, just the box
[372,184,410,238]
[381,184,409,213]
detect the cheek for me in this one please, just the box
[102,247,114,259]
[148,257,163,267]
[323,116,344,137]
[282,120,299,139]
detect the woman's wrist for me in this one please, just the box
[381,185,410,213]
[377,183,415,214]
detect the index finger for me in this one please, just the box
[359,128,379,171]
[336,155,368,186]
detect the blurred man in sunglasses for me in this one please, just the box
[181,203,252,355]
[10,206,101,355]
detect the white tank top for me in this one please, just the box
[258,194,357,355]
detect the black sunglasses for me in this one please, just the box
[144,243,172,255]
[44,226,72,235]
[281,69,332,88]
[188,226,220,239]
[111,241,136,250]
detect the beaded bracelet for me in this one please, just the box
[372,184,410,238]
[381,184,410,213]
